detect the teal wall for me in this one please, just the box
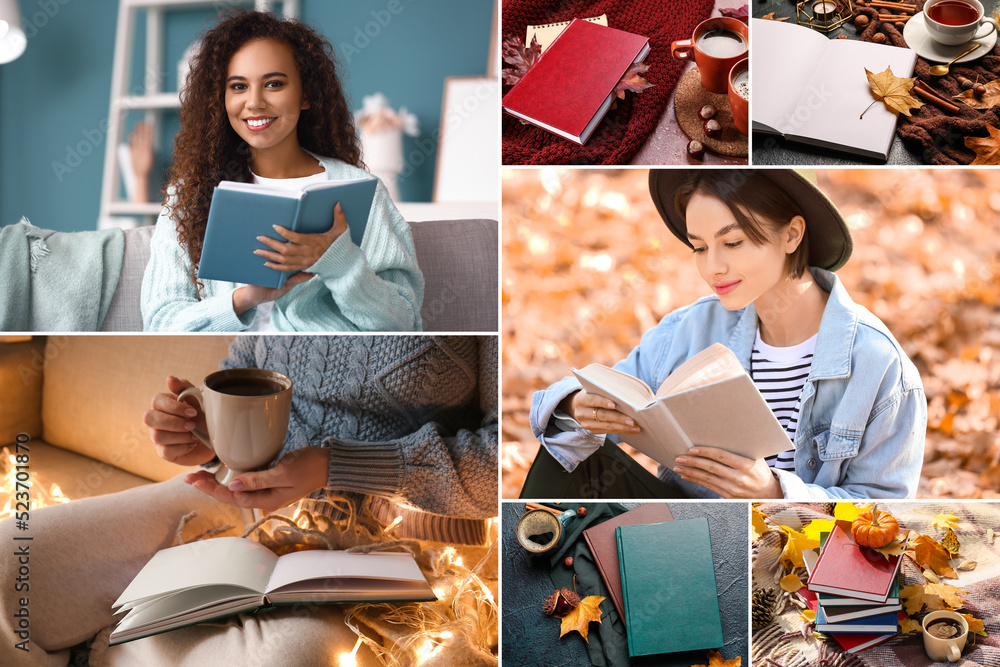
[0,0,493,231]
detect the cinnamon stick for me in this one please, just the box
[913,82,960,113]
[525,502,562,515]
[870,1,917,11]
[877,13,913,20]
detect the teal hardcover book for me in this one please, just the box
[197,176,377,288]
[616,518,724,657]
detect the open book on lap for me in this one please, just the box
[110,536,434,645]
[572,343,791,467]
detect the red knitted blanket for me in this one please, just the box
[502,0,715,165]
[855,3,1000,164]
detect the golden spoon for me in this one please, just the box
[929,43,982,76]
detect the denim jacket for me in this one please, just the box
[530,268,927,500]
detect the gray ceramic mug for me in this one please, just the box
[178,368,292,486]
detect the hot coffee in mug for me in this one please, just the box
[923,0,997,45]
[695,29,747,59]
[178,368,293,486]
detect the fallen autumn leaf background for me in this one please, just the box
[502,168,1000,499]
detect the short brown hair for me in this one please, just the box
[674,171,809,279]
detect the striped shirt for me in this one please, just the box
[751,329,817,473]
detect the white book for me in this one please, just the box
[110,537,434,645]
[751,19,918,161]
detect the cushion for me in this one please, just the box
[0,339,45,444]
[42,335,235,482]
[412,219,498,332]
[101,225,153,332]
[23,440,152,500]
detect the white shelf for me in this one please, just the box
[107,201,163,216]
[116,93,181,110]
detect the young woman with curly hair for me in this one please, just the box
[141,10,424,331]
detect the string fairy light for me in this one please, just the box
[338,636,363,667]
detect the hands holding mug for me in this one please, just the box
[143,370,327,511]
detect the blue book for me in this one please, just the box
[197,176,378,288]
[815,605,899,633]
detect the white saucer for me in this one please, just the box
[903,12,996,63]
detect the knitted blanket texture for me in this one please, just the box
[753,502,1000,667]
[854,2,1000,165]
[502,0,715,164]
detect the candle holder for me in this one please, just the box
[796,0,854,32]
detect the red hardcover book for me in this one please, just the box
[501,18,650,145]
[581,503,674,623]
[807,525,903,603]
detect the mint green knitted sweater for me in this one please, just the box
[222,335,497,543]
[141,156,424,332]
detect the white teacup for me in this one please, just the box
[924,0,997,46]
[178,368,293,486]
[922,610,968,663]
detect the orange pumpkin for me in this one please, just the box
[851,505,899,548]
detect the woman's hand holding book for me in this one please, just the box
[673,447,783,499]
[558,389,643,435]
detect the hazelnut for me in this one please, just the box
[698,104,718,121]
[975,84,986,97]
[564,556,574,567]
[873,32,886,43]
[703,119,723,139]
[855,15,869,28]
[687,140,705,160]
[577,507,588,517]
[837,34,847,39]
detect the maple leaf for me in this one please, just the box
[761,11,791,21]
[900,617,923,634]
[752,506,770,541]
[780,573,804,593]
[862,67,923,119]
[931,512,960,530]
[961,613,987,636]
[902,583,968,615]
[802,518,835,543]
[966,124,1000,165]
[954,78,1000,109]
[942,528,961,554]
[501,34,541,86]
[873,534,909,560]
[558,595,604,642]
[834,502,864,524]
[909,534,959,579]
[780,525,818,569]
[614,61,655,100]
[719,6,749,23]
[692,648,742,667]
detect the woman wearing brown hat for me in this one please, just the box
[524,169,926,500]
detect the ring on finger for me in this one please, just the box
[593,408,599,422]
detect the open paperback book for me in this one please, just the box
[751,18,917,161]
[110,537,434,645]
[571,343,791,467]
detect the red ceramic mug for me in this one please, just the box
[728,56,749,136]
[671,17,749,94]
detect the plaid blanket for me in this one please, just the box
[753,502,1000,666]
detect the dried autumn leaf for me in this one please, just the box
[761,11,791,21]
[780,525,819,569]
[780,573,805,593]
[988,528,995,544]
[931,512,960,530]
[901,582,968,615]
[501,34,541,86]
[862,66,923,118]
[957,560,978,571]
[910,533,959,579]
[720,6,749,23]
[942,528,961,554]
[923,568,941,584]
[692,648,742,667]
[614,61,654,100]
[834,502,864,524]
[873,535,909,559]
[802,518,835,543]
[901,617,923,634]
[953,78,1000,109]
[966,124,1000,165]
[961,613,987,636]
[801,609,816,623]
[559,595,604,642]
[752,506,770,541]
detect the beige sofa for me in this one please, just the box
[0,336,236,500]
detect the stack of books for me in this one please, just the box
[802,525,905,653]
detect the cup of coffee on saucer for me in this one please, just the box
[672,17,748,94]
[728,56,749,136]
[924,0,997,45]
[922,610,969,662]
[178,368,293,486]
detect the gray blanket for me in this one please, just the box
[0,218,124,331]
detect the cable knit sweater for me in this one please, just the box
[141,156,424,332]
[220,335,498,542]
